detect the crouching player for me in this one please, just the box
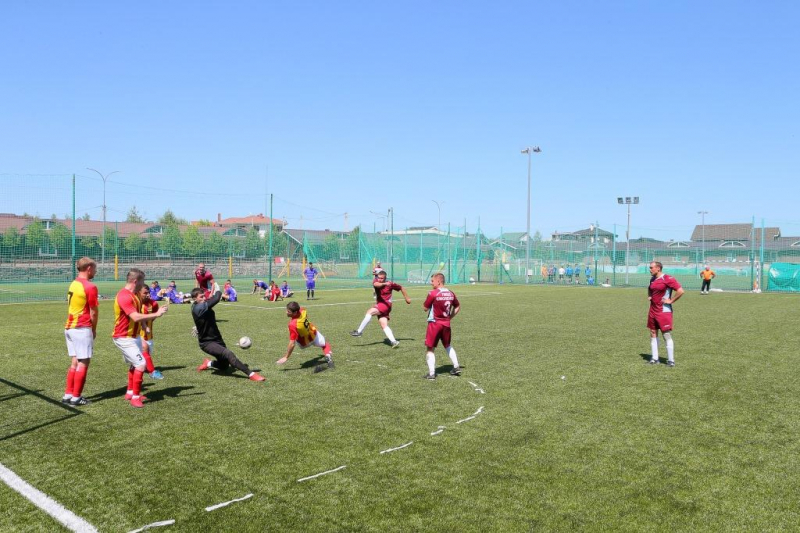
[139,285,164,380]
[422,273,461,380]
[192,285,265,382]
[276,301,333,370]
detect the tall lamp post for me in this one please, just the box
[521,146,541,284]
[617,196,639,285]
[87,168,120,268]
[698,211,708,265]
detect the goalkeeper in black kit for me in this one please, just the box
[191,285,265,382]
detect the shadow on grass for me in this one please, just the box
[0,377,83,441]
[155,365,187,372]
[639,353,665,364]
[87,386,128,402]
[143,385,204,402]
[280,355,328,372]
[353,338,416,347]
[434,364,467,375]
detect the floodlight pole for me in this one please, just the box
[698,211,708,264]
[521,146,541,284]
[87,168,120,269]
[432,200,443,269]
[617,196,639,285]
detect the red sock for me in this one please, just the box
[65,368,76,396]
[73,366,88,397]
[127,368,135,391]
[323,343,332,356]
[142,351,155,373]
[132,369,144,396]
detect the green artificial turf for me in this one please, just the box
[1,284,799,532]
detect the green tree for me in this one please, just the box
[80,235,98,253]
[25,221,46,253]
[124,233,143,255]
[126,206,146,223]
[343,226,360,261]
[81,213,91,221]
[144,234,160,256]
[182,226,205,257]
[270,225,289,257]
[50,223,71,255]
[161,225,182,254]
[194,219,213,227]
[157,210,188,226]
[205,231,226,256]
[3,227,21,249]
[103,226,118,255]
[244,227,263,258]
[322,234,340,261]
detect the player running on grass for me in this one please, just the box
[647,261,684,367]
[113,269,169,408]
[350,271,411,348]
[192,285,265,382]
[422,273,462,380]
[276,301,334,370]
[62,257,99,406]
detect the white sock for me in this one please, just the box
[357,314,372,333]
[248,372,255,377]
[426,352,436,375]
[445,346,459,368]
[383,326,397,343]
[665,337,675,362]
[63,394,73,400]
[126,389,134,395]
[650,338,659,361]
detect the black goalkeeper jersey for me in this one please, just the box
[191,291,224,345]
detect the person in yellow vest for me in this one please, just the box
[276,301,333,371]
[700,266,716,294]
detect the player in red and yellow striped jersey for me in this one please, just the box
[62,257,99,406]
[138,284,164,380]
[113,268,169,408]
[276,301,333,370]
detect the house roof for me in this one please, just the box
[217,214,283,226]
[691,223,780,242]
[0,214,232,239]
[283,228,351,245]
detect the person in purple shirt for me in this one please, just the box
[149,281,164,301]
[280,281,294,298]
[304,262,318,300]
[252,279,269,295]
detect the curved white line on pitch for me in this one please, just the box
[205,493,253,512]
[0,462,98,533]
[379,441,414,454]
[297,465,347,482]
[128,519,176,533]
[431,426,446,436]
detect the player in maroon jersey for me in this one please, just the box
[350,271,410,348]
[194,262,214,298]
[647,261,684,367]
[422,273,461,379]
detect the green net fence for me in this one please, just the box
[2,174,799,302]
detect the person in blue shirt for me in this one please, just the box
[166,281,191,304]
[149,281,165,301]
[252,279,269,295]
[565,265,573,283]
[280,281,294,298]
[304,262,318,300]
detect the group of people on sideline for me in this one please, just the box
[540,264,594,285]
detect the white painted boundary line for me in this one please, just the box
[456,405,485,424]
[379,441,413,454]
[431,426,446,436]
[468,381,485,394]
[297,465,346,482]
[0,462,99,533]
[205,493,254,512]
[128,519,176,532]
[223,291,502,312]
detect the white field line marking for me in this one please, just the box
[0,288,26,293]
[0,462,99,533]
[128,519,176,532]
[376,364,388,368]
[205,493,253,512]
[222,291,502,312]
[345,359,362,363]
[473,406,484,415]
[468,381,486,394]
[297,465,347,482]
[379,441,414,454]
[457,406,485,424]
[431,426,446,436]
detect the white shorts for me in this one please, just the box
[113,337,145,367]
[298,332,327,350]
[64,328,94,360]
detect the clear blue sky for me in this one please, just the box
[2,1,799,240]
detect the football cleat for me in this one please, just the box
[61,396,73,404]
[249,373,266,382]
[648,359,659,365]
[197,358,213,372]
[149,370,164,380]
[449,367,462,376]
[666,361,675,367]
[129,397,145,408]
[390,341,400,348]
[327,358,335,369]
[69,396,91,406]
[349,330,362,337]
[423,373,437,380]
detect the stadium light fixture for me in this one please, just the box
[521,146,542,284]
[87,168,120,269]
[617,196,639,285]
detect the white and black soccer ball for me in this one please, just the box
[238,336,252,349]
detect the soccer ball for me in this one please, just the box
[238,336,252,349]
